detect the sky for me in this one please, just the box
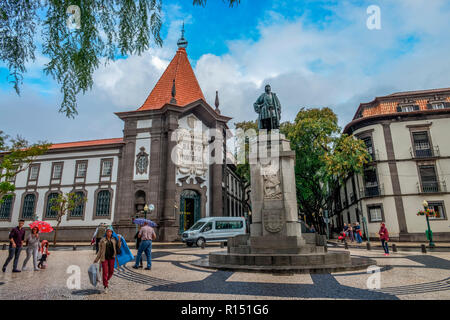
[1,0,450,144]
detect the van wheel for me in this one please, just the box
[196,237,205,247]
[186,242,194,247]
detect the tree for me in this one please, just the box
[283,108,370,234]
[49,192,87,246]
[0,131,50,203]
[0,0,239,118]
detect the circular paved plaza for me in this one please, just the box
[0,246,449,300]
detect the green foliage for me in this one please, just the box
[0,0,238,118]
[282,107,370,232]
[0,130,50,203]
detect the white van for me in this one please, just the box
[181,216,246,247]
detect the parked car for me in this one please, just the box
[182,217,246,247]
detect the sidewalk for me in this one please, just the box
[0,241,213,249]
[328,239,450,249]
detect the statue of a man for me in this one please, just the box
[253,84,281,130]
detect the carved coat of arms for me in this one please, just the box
[263,209,285,233]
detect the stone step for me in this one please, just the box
[209,251,351,267]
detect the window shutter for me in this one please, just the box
[396,106,402,112]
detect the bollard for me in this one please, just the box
[421,244,427,254]
[73,245,77,251]
[366,242,371,251]
[220,242,224,248]
[201,241,206,249]
[392,244,398,252]
[344,242,349,250]
[2,244,6,250]
[324,245,328,253]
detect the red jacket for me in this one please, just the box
[379,226,389,241]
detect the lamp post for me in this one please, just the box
[362,215,370,244]
[144,204,149,220]
[422,200,435,248]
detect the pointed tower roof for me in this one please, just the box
[138,27,205,111]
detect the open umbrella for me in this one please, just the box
[132,218,157,227]
[29,221,54,233]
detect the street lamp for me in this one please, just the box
[422,200,435,248]
[144,204,149,219]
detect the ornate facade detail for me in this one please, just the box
[135,147,149,175]
[263,210,285,233]
[262,165,282,200]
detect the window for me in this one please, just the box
[0,196,13,219]
[368,206,383,222]
[101,159,113,176]
[52,163,63,179]
[397,105,420,113]
[362,137,374,160]
[419,165,439,193]
[22,194,36,219]
[29,165,39,181]
[201,222,213,232]
[364,167,379,197]
[95,190,111,216]
[215,220,243,230]
[45,193,59,218]
[427,202,446,220]
[412,132,432,157]
[431,103,445,110]
[70,192,85,218]
[76,161,87,178]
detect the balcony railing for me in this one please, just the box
[410,145,440,158]
[418,181,447,193]
[360,184,384,198]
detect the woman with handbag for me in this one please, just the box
[94,226,121,293]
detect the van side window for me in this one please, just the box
[202,222,213,232]
[215,221,243,230]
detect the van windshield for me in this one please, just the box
[189,221,206,231]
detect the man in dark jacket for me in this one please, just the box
[2,219,26,273]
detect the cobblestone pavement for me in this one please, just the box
[0,247,449,300]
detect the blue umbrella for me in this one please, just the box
[133,218,158,227]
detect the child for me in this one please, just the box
[38,240,50,269]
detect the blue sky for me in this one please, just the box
[1,0,449,144]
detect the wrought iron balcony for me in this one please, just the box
[418,181,447,193]
[410,145,440,159]
[360,184,384,198]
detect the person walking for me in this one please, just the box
[354,222,363,244]
[22,226,41,271]
[92,223,107,254]
[38,240,51,269]
[378,222,390,256]
[94,227,120,293]
[133,222,156,271]
[2,219,26,273]
[348,224,354,242]
[134,226,143,268]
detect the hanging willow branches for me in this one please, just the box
[0,0,237,118]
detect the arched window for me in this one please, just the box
[70,192,85,218]
[96,190,111,217]
[45,193,59,218]
[0,196,13,219]
[22,194,36,219]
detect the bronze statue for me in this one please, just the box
[253,84,281,130]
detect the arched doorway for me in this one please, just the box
[179,190,201,234]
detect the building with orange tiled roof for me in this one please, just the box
[0,29,245,242]
[331,88,450,242]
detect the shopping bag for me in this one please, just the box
[88,263,99,287]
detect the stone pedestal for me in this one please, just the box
[196,133,376,273]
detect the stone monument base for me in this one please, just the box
[191,234,375,274]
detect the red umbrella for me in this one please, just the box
[29,221,54,233]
